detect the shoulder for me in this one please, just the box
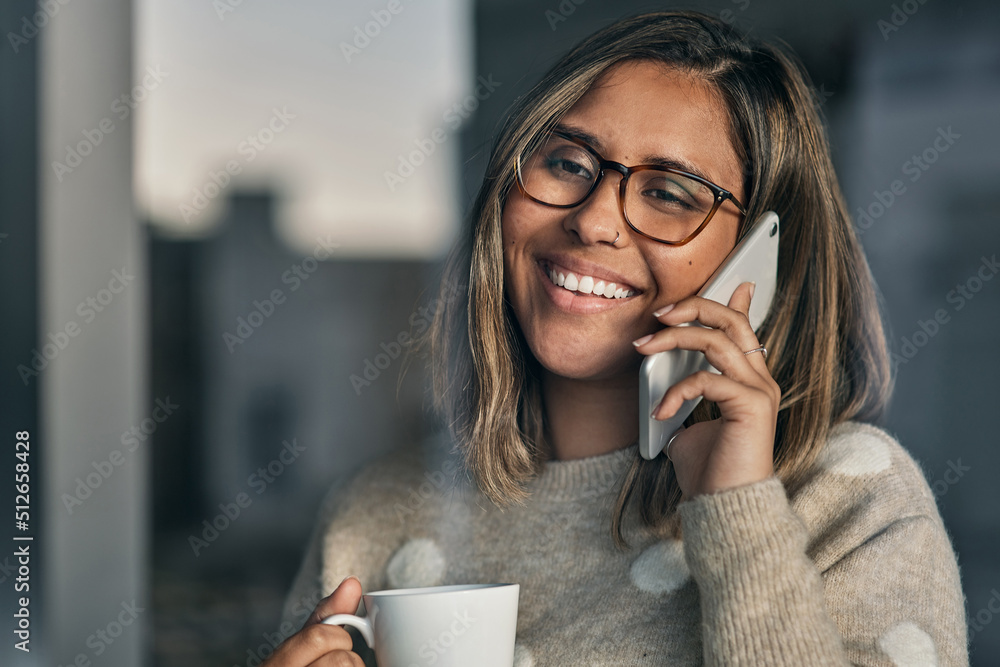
[811,421,935,498]
[789,420,944,568]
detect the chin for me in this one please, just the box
[526,335,642,381]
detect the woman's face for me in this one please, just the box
[501,60,746,381]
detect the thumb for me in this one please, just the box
[305,576,363,627]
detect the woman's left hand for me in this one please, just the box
[632,282,780,499]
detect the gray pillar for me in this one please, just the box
[40,0,147,665]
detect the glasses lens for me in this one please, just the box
[625,170,717,243]
[518,134,598,206]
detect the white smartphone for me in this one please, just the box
[638,210,780,460]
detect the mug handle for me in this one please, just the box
[321,614,374,649]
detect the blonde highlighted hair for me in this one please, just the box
[423,10,892,547]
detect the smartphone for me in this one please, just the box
[638,210,780,460]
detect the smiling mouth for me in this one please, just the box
[541,260,638,300]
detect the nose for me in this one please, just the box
[562,169,628,247]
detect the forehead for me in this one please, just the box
[557,60,743,195]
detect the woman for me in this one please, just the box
[268,11,968,666]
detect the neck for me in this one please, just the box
[542,369,639,461]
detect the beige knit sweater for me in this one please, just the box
[281,421,968,665]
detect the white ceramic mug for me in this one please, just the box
[321,583,519,667]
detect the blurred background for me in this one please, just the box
[1,0,999,665]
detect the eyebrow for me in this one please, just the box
[553,123,720,185]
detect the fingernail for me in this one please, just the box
[748,282,756,300]
[652,304,674,317]
[632,334,653,347]
[652,402,672,421]
[339,575,359,586]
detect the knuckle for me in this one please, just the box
[301,624,342,652]
[301,624,329,651]
[722,309,751,334]
[693,370,715,384]
[705,328,727,350]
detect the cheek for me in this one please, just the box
[500,202,532,306]
[644,230,738,302]
[501,195,549,276]
[501,195,533,244]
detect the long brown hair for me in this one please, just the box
[423,10,892,547]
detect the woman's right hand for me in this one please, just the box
[263,576,366,666]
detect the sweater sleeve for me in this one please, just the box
[678,452,968,666]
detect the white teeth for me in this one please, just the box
[545,264,634,300]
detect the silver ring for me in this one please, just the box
[665,431,681,462]
[743,346,767,359]
[611,231,620,246]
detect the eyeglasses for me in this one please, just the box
[515,130,746,245]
